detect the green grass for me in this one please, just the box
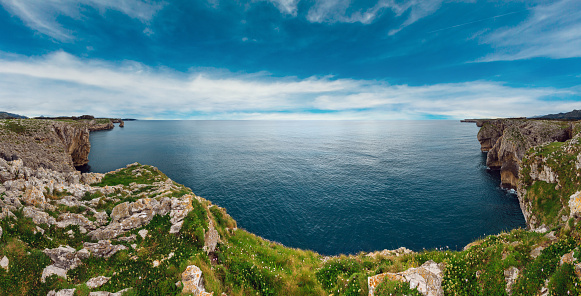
[95,164,168,187]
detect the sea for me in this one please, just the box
[85,120,526,255]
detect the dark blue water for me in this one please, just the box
[86,120,526,255]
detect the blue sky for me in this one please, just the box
[0,0,580,119]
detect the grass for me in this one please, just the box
[95,164,168,187]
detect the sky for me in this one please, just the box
[0,0,580,120]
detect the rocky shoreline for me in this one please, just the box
[0,118,580,296]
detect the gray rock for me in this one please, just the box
[43,245,82,270]
[56,213,96,230]
[47,288,76,296]
[138,229,148,239]
[0,256,9,270]
[182,265,210,296]
[111,202,130,222]
[504,267,519,295]
[89,288,131,296]
[41,265,68,283]
[23,206,56,225]
[86,276,111,289]
[116,234,136,242]
[368,260,444,296]
[203,219,220,254]
[0,226,2,238]
[84,240,127,258]
[531,246,545,258]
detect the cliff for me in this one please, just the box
[0,119,114,171]
[476,119,571,189]
[0,119,580,296]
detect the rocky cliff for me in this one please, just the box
[476,119,572,189]
[0,119,114,171]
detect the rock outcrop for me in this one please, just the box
[0,119,115,172]
[476,119,571,189]
[368,260,444,296]
[181,265,213,296]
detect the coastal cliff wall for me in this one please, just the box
[476,119,571,189]
[0,119,114,172]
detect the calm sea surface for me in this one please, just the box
[86,120,526,255]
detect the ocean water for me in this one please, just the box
[86,120,526,255]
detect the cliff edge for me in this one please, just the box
[476,119,572,189]
[0,118,114,172]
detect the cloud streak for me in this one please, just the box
[481,0,581,61]
[0,52,578,119]
[0,0,163,41]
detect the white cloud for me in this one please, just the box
[305,0,444,34]
[0,0,163,41]
[481,0,581,61]
[0,51,578,119]
[265,0,300,16]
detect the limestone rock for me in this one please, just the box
[22,185,48,209]
[43,245,83,270]
[203,219,220,254]
[569,191,581,218]
[81,172,104,185]
[83,240,127,258]
[477,119,570,189]
[560,251,576,265]
[23,206,56,225]
[88,288,131,296]
[47,288,76,296]
[0,226,2,238]
[367,247,414,257]
[504,267,519,295]
[0,256,9,270]
[182,265,213,296]
[138,229,148,239]
[531,246,544,258]
[86,276,111,289]
[367,260,443,296]
[41,265,68,283]
[56,213,96,230]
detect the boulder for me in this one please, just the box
[86,276,111,289]
[138,229,148,239]
[47,288,76,296]
[367,260,443,296]
[504,267,519,295]
[43,245,83,270]
[41,265,68,283]
[182,265,213,296]
[569,191,581,218]
[0,256,8,270]
[83,240,127,258]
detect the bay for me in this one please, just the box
[86,120,526,255]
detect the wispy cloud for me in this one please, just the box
[305,0,445,35]
[0,0,163,41]
[265,0,300,16]
[481,0,581,61]
[0,51,578,119]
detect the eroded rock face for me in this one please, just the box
[367,260,444,296]
[0,119,113,172]
[477,119,570,189]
